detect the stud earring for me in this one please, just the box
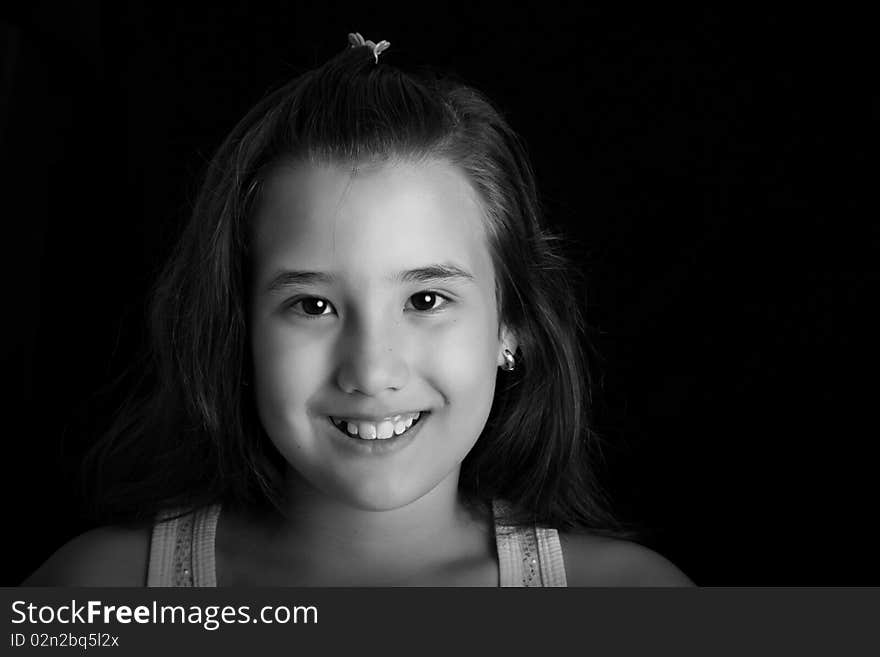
[501,348,516,372]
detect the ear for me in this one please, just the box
[497,324,519,367]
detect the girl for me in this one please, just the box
[24,34,691,587]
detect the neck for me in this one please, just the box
[257,469,490,574]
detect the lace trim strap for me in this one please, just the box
[192,505,219,586]
[536,526,568,586]
[493,500,568,587]
[147,505,220,587]
[147,509,189,587]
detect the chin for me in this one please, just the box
[326,473,438,512]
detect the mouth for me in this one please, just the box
[328,411,428,441]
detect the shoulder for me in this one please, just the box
[21,524,151,587]
[558,531,694,587]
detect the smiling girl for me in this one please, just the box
[24,34,691,587]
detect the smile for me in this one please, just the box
[328,412,425,440]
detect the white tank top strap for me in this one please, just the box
[492,499,568,587]
[147,504,220,587]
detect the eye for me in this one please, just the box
[289,296,335,317]
[407,291,449,312]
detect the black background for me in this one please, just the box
[1,3,873,586]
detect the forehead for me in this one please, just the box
[250,158,494,286]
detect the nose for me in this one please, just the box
[335,320,410,396]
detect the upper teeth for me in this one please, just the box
[331,412,421,440]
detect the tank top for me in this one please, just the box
[147,500,567,587]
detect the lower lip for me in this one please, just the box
[324,413,429,454]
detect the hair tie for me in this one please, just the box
[347,32,390,64]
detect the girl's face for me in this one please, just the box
[250,158,514,511]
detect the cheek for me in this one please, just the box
[251,320,330,428]
[425,313,499,428]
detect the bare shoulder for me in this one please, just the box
[21,524,151,587]
[558,531,694,587]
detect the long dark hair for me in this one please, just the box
[81,42,631,536]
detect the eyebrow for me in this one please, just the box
[265,263,475,293]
